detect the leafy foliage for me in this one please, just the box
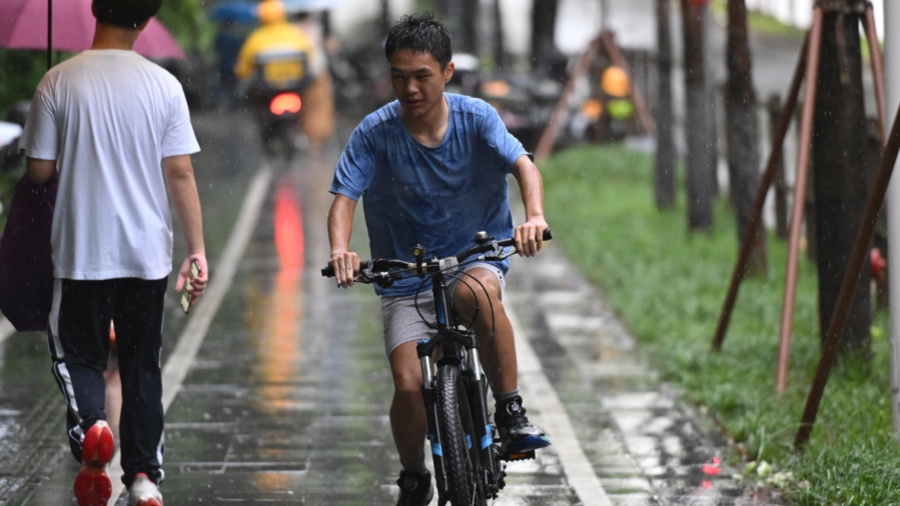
[156,0,215,55]
[0,51,46,118]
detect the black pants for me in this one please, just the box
[48,277,167,486]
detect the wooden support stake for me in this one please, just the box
[863,2,887,143]
[533,35,602,164]
[775,6,824,396]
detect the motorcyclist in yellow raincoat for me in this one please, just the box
[234,0,314,87]
[236,1,335,156]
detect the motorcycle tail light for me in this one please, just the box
[270,92,302,115]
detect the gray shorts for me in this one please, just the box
[380,262,505,357]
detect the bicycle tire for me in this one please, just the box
[436,364,478,505]
[457,374,490,505]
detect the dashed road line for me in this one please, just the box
[509,309,613,506]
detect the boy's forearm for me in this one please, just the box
[164,156,205,255]
[26,158,56,184]
[328,195,356,255]
[512,155,546,221]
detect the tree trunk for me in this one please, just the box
[767,94,789,240]
[433,0,458,35]
[812,3,871,353]
[380,0,391,36]
[459,0,478,54]
[530,0,559,75]
[681,0,715,231]
[725,0,767,275]
[655,0,676,210]
[492,0,507,69]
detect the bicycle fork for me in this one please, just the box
[418,333,504,500]
[461,341,504,497]
[418,344,448,494]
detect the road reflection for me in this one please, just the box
[242,172,310,493]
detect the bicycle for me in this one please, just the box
[322,229,551,505]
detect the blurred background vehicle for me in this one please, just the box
[480,56,567,152]
[445,52,481,97]
[233,0,316,159]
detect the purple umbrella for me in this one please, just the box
[0,0,185,68]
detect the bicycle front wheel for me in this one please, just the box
[436,364,479,505]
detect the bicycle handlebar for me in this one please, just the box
[321,229,552,283]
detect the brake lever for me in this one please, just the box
[357,262,395,288]
[374,272,394,288]
[479,240,508,262]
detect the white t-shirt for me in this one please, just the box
[21,50,200,281]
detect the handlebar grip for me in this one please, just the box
[543,228,553,241]
[321,265,335,277]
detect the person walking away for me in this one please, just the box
[326,13,551,505]
[19,0,208,504]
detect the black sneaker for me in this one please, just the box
[396,470,434,506]
[495,395,551,456]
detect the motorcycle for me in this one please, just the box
[242,49,313,160]
[257,87,305,159]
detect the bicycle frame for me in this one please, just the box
[415,262,502,501]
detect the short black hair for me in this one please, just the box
[93,0,162,30]
[384,13,452,68]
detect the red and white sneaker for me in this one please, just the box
[128,473,163,506]
[73,420,114,506]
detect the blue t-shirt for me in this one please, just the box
[330,93,528,297]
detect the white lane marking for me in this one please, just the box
[508,309,613,506]
[0,317,15,345]
[107,165,274,504]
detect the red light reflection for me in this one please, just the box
[274,179,305,270]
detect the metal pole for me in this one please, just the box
[47,0,52,70]
[711,35,809,351]
[775,5,824,396]
[883,0,900,438]
[795,99,900,449]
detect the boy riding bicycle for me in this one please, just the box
[326,13,551,505]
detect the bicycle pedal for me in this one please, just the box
[502,450,535,461]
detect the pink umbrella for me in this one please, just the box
[0,0,185,61]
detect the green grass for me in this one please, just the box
[541,145,900,504]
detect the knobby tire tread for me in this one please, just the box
[436,365,475,505]
[457,374,489,506]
